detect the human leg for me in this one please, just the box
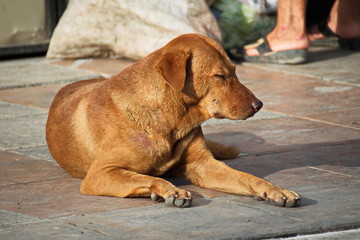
[245,0,309,57]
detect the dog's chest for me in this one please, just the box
[133,128,198,175]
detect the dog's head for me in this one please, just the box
[156,34,262,120]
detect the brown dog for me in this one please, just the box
[46,34,300,208]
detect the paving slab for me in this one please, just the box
[0,57,99,89]
[12,145,53,162]
[0,84,64,109]
[0,113,47,151]
[0,151,68,187]
[0,101,47,119]
[0,209,42,226]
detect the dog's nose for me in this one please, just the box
[252,101,263,112]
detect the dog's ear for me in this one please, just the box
[156,51,190,92]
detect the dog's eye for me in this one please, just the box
[214,74,226,81]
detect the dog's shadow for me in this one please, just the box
[167,131,359,208]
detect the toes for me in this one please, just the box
[283,191,301,207]
[256,190,301,207]
[269,195,301,207]
[164,192,192,208]
[285,196,301,207]
[152,189,192,208]
[181,198,192,208]
[269,196,287,207]
[273,196,301,207]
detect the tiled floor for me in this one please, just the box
[0,53,359,239]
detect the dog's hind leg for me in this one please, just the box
[80,163,192,208]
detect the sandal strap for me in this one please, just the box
[318,19,339,38]
[255,37,272,54]
[244,37,272,54]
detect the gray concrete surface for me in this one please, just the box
[0,58,98,89]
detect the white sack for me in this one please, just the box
[47,0,221,60]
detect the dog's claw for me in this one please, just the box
[254,196,265,201]
[285,196,301,207]
[174,198,188,207]
[182,198,192,208]
[165,196,175,206]
[270,197,286,207]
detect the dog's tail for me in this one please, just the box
[205,140,240,160]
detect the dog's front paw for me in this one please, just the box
[255,187,301,207]
[151,189,192,208]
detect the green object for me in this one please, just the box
[211,0,276,50]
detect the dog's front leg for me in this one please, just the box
[181,131,301,207]
[80,160,192,207]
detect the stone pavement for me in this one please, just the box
[0,46,359,240]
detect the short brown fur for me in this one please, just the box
[46,34,300,207]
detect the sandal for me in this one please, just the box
[243,37,308,64]
[318,19,360,51]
